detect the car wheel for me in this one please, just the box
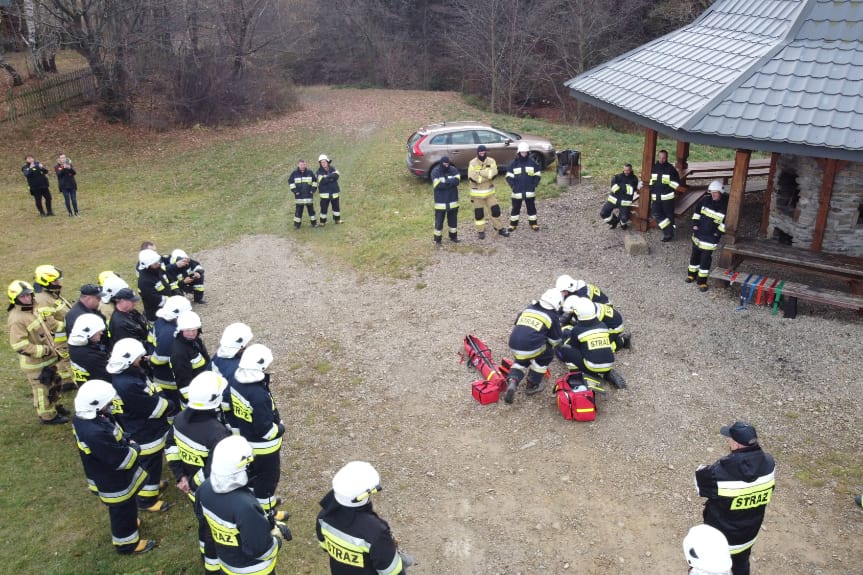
[529,152,545,169]
[427,163,438,181]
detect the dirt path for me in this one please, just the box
[195,89,862,575]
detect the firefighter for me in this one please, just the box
[33,264,75,388]
[21,154,54,216]
[72,380,155,554]
[167,249,206,304]
[107,338,174,513]
[317,461,411,575]
[289,158,318,228]
[64,283,106,337]
[165,371,232,573]
[137,249,176,322]
[213,322,254,401]
[561,296,630,352]
[150,295,192,406]
[68,314,112,385]
[7,280,68,424]
[556,274,612,306]
[599,163,639,230]
[467,145,509,239]
[683,524,732,575]
[98,272,129,322]
[107,288,149,350]
[317,154,342,225]
[503,289,563,404]
[649,149,681,241]
[225,344,287,520]
[194,435,291,575]
[557,297,624,388]
[171,311,212,405]
[505,142,542,231]
[430,156,461,245]
[688,180,728,291]
[696,422,775,575]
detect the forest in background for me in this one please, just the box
[0,0,714,126]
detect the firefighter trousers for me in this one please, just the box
[293,201,317,227]
[25,368,61,421]
[320,195,341,223]
[249,450,281,512]
[136,450,164,508]
[434,204,459,242]
[109,498,142,553]
[510,194,537,227]
[651,196,675,237]
[470,194,504,232]
[688,243,716,283]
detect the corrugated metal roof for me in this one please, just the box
[565,0,863,161]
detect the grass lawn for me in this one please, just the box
[0,86,736,574]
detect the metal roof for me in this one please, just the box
[565,0,863,162]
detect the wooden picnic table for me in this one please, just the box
[680,158,771,184]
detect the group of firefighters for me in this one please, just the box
[288,155,343,228]
[6,250,409,575]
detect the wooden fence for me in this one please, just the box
[2,68,96,123]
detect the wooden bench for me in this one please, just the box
[673,159,770,217]
[709,269,863,317]
[722,239,863,294]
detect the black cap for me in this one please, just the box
[440,156,450,164]
[720,421,758,446]
[113,288,141,302]
[477,145,487,153]
[80,284,102,296]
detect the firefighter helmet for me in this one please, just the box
[138,249,161,268]
[318,154,330,163]
[74,380,117,420]
[333,461,381,508]
[155,295,192,321]
[170,249,189,265]
[555,274,577,292]
[210,435,254,482]
[683,524,732,573]
[97,270,119,287]
[106,338,146,374]
[34,264,62,287]
[68,314,106,346]
[517,142,530,153]
[100,275,130,304]
[237,344,273,373]
[538,288,563,311]
[219,322,253,352]
[176,310,202,331]
[187,372,227,411]
[572,297,597,322]
[708,180,724,194]
[7,280,34,304]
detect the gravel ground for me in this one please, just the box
[192,89,862,575]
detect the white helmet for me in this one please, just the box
[708,180,724,193]
[170,249,189,264]
[318,154,330,163]
[74,379,117,419]
[333,461,381,508]
[538,288,563,311]
[683,524,732,574]
[210,435,254,493]
[68,314,107,346]
[555,274,577,292]
[106,338,146,374]
[517,142,530,154]
[235,344,273,383]
[186,371,227,411]
[100,275,129,304]
[572,297,597,322]
[218,323,253,357]
[176,310,202,331]
[156,295,192,321]
[138,249,161,268]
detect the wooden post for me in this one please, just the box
[811,158,839,252]
[675,140,690,181]
[637,128,657,231]
[718,149,751,267]
[758,152,779,238]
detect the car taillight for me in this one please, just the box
[412,134,428,157]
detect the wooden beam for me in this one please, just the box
[721,150,751,261]
[675,140,690,177]
[637,128,657,231]
[811,158,839,252]
[759,152,779,238]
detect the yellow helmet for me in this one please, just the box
[8,280,34,304]
[33,265,62,287]
[98,270,119,287]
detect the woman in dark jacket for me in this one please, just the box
[55,153,79,216]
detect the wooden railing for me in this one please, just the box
[2,68,96,123]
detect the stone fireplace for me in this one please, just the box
[767,155,863,257]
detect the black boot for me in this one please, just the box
[449,232,460,243]
[503,368,524,404]
[605,369,627,389]
[524,370,546,395]
[608,215,619,229]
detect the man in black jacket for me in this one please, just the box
[599,163,639,230]
[505,142,542,231]
[649,149,680,241]
[137,249,176,322]
[64,284,106,336]
[696,422,775,575]
[21,154,54,216]
[430,156,461,245]
[289,159,318,229]
[688,180,728,291]
[107,288,149,350]
[317,461,410,575]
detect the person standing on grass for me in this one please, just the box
[696,422,775,575]
[431,156,461,245]
[468,145,509,240]
[21,154,54,217]
[289,158,318,229]
[55,153,79,216]
[317,154,342,225]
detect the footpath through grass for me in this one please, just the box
[0,87,734,574]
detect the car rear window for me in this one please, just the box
[430,134,449,145]
[407,132,424,147]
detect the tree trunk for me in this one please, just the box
[0,46,24,86]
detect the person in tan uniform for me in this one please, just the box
[32,264,76,389]
[467,145,510,240]
[7,280,68,424]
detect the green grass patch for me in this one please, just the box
[790,451,863,493]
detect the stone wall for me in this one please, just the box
[767,155,863,257]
